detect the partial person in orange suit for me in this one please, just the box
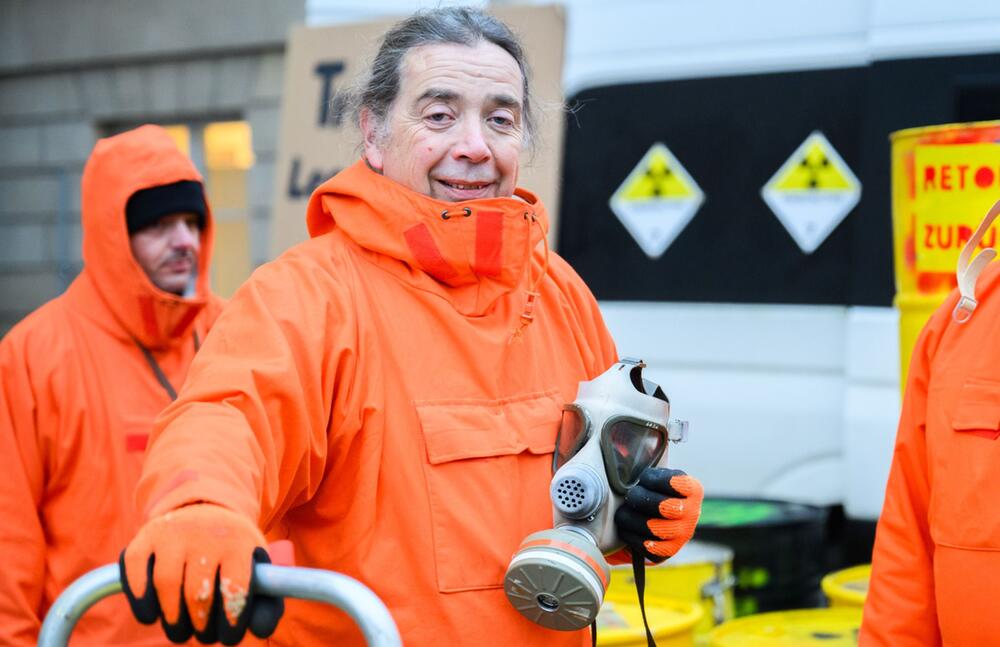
[117,7,704,647]
[862,199,1000,647]
[0,125,224,646]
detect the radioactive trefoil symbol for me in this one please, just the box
[609,142,705,259]
[761,131,861,254]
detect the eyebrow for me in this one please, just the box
[416,88,459,105]
[415,88,522,112]
[489,93,522,111]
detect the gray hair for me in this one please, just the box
[351,7,537,148]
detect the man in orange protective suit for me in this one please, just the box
[0,124,223,646]
[120,8,704,646]
[861,201,1000,646]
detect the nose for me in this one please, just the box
[452,118,491,163]
[168,220,198,250]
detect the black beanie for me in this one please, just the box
[125,180,207,235]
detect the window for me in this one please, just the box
[162,120,255,298]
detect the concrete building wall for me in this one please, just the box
[0,0,304,336]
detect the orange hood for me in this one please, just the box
[306,160,548,317]
[80,125,215,350]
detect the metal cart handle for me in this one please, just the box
[38,563,402,647]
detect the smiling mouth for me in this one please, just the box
[438,180,493,191]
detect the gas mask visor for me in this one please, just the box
[553,397,669,495]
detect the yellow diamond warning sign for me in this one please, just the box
[609,143,704,258]
[761,131,861,254]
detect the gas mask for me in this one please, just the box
[504,358,688,631]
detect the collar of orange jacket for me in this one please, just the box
[306,160,549,317]
[80,125,215,350]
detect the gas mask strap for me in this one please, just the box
[625,360,669,403]
[644,380,668,403]
[631,549,658,647]
[590,620,597,647]
[953,197,1000,323]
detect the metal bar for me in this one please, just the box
[254,565,401,646]
[37,563,402,647]
[37,565,121,647]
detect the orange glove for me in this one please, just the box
[614,468,704,562]
[120,503,284,645]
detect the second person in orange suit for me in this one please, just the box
[0,125,224,645]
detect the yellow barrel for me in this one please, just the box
[598,593,703,647]
[821,564,871,608]
[708,608,863,646]
[609,540,735,640]
[891,121,1000,387]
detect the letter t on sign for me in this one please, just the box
[315,61,346,127]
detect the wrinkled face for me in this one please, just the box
[129,212,201,296]
[362,40,526,201]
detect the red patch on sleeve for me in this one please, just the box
[125,434,149,452]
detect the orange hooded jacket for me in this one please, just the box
[134,160,618,646]
[861,262,1000,646]
[0,125,223,646]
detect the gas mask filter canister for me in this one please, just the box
[503,358,688,631]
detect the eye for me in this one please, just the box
[425,111,454,126]
[486,109,521,133]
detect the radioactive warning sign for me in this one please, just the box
[609,142,704,259]
[761,131,861,254]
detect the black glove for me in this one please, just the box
[615,467,704,563]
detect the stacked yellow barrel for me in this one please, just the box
[596,593,703,646]
[891,121,1000,386]
[821,565,870,609]
[600,541,734,646]
[701,564,869,646]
